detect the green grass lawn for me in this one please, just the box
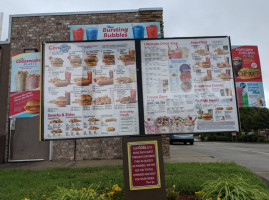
[0,162,268,200]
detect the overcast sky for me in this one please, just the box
[1,0,269,107]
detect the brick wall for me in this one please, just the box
[8,9,170,161]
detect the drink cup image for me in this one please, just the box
[132,25,144,39]
[257,98,262,106]
[146,25,158,38]
[15,71,28,91]
[72,28,85,41]
[65,91,71,105]
[86,27,98,40]
[65,71,71,84]
[232,57,242,77]
[130,89,137,101]
[87,71,92,84]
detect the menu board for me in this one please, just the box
[141,37,240,134]
[42,41,139,140]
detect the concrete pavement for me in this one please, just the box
[0,142,217,171]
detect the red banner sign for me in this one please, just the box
[128,141,161,190]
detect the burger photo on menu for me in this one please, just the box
[50,58,64,67]
[118,54,136,65]
[69,56,82,67]
[238,68,261,79]
[84,56,98,66]
[49,77,69,87]
[74,77,90,86]
[48,96,68,107]
[72,94,92,106]
[102,55,115,65]
[201,113,212,120]
[55,96,68,107]
[24,99,40,114]
[94,76,114,86]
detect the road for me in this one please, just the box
[169,141,269,186]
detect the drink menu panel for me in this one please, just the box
[42,41,139,140]
[141,37,240,134]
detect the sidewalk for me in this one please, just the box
[0,145,217,171]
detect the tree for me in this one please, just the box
[239,107,269,132]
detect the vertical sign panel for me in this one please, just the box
[232,46,266,107]
[140,37,239,134]
[9,53,41,118]
[42,41,139,140]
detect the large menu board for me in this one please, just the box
[42,41,139,140]
[141,37,240,134]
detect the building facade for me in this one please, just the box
[0,8,170,162]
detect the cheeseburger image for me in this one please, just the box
[73,94,92,106]
[69,56,82,67]
[202,113,212,120]
[84,56,98,66]
[119,54,136,65]
[102,55,115,65]
[55,96,68,107]
[238,68,261,79]
[50,58,64,67]
[24,99,40,114]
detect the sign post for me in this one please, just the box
[122,136,166,200]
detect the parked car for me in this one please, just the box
[169,134,194,145]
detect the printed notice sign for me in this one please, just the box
[127,141,161,190]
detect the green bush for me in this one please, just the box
[50,185,107,200]
[257,137,265,143]
[196,175,269,200]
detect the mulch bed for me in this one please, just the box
[178,194,196,200]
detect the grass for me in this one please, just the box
[0,162,268,200]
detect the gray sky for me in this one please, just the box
[1,0,269,107]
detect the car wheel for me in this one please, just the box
[184,142,187,145]
[190,141,194,145]
[170,141,173,145]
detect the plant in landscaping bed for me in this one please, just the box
[50,184,107,200]
[195,174,269,200]
[166,184,179,200]
[106,184,123,200]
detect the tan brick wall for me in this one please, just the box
[9,9,170,161]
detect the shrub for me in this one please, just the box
[166,184,179,200]
[196,175,269,200]
[50,185,107,200]
[257,137,265,143]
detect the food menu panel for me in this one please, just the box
[42,41,139,139]
[9,53,41,118]
[141,37,240,134]
[232,45,266,107]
